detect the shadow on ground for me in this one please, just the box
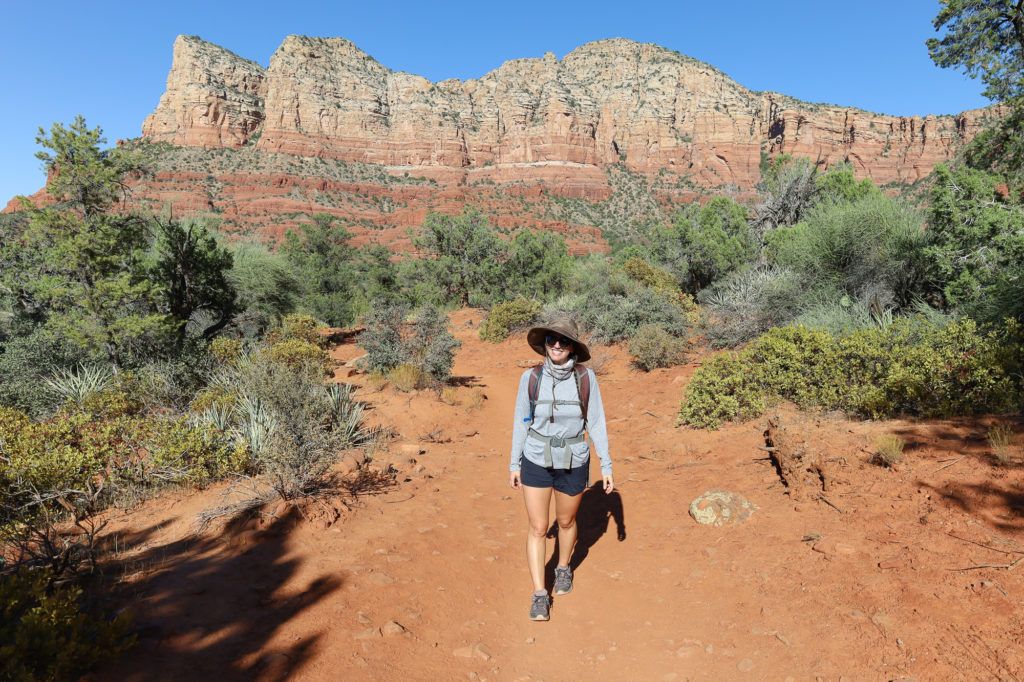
[96,508,342,681]
[545,484,626,588]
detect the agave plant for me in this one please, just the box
[233,395,279,457]
[45,364,114,405]
[325,383,366,446]
[189,404,234,432]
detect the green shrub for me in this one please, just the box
[144,417,249,486]
[629,325,688,371]
[671,196,756,291]
[479,298,541,343]
[766,192,928,309]
[267,313,323,346]
[0,328,90,417]
[358,304,459,382]
[678,353,767,429]
[699,266,810,348]
[358,303,408,374]
[209,336,242,364]
[265,338,332,374]
[0,571,134,681]
[407,305,461,383]
[679,317,1023,429]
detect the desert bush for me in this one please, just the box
[407,305,460,383]
[629,324,688,371]
[504,229,573,301]
[358,304,459,383]
[358,303,408,374]
[479,298,541,343]
[226,243,302,338]
[143,417,249,486]
[766,192,929,309]
[0,328,91,417]
[677,353,767,429]
[871,435,906,468]
[679,317,1022,429]
[265,338,332,374]
[208,355,369,499]
[0,571,134,681]
[698,266,810,347]
[388,364,427,392]
[439,386,460,405]
[266,313,323,347]
[209,336,242,364]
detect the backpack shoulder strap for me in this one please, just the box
[527,365,544,422]
[574,365,591,425]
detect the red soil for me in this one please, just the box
[93,309,1024,680]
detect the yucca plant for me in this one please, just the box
[190,404,234,432]
[234,395,279,457]
[44,364,114,405]
[326,383,367,446]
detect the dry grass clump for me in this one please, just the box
[388,364,427,392]
[870,434,905,468]
[439,386,460,405]
[365,371,388,392]
[465,388,487,411]
[987,424,1016,465]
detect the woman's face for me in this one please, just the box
[545,332,574,365]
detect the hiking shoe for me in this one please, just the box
[553,566,573,595]
[529,592,550,621]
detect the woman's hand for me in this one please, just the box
[509,470,521,489]
[603,474,614,494]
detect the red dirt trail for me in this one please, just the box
[94,310,1024,681]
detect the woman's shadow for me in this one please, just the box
[545,483,626,588]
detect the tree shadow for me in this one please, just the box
[544,484,626,588]
[448,375,484,388]
[917,479,1024,534]
[95,506,342,681]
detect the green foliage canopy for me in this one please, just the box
[927,0,1024,102]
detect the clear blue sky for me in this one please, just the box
[0,0,988,201]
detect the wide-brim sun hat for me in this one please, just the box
[526,315,591,363]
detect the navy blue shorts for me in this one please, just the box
[520,456,589,496]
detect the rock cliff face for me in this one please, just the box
[144,35,992,189]
[9,35,994,251]
[142,36,267,148]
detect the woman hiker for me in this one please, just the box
[508,316,614,621]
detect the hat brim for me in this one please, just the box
[526,325,591,363]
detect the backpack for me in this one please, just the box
[527,364,590,427]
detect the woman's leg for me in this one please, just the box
[553,489,584,567]
[522,484,553,592]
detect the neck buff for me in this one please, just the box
[543,354,577,423]
[544,354,576,381]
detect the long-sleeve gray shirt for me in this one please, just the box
[509,366,613,476]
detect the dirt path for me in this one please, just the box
[97,310,1024,681]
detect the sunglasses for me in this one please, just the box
[544,333,574,348]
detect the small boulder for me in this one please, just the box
[688,490,756,527]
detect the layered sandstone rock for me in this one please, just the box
[142,35,267,148]
[143,35,992,190]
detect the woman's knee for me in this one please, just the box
[528,522,549,538]
[556,515,577,531]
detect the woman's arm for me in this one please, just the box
[585,368,613,477]
[509,370,532,472]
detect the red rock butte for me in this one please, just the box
[11,34,999,252]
